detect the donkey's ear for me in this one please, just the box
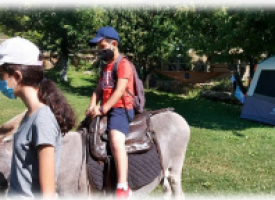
[0,126,13,142]
[0,125,13,136]
[0,111,26,142]
[0,125,14,142]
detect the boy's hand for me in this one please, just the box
[91,106,103,118]
[85,106,93,116]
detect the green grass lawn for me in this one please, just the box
[1,67,275,195]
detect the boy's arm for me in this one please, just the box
[86,83,102,115]
[90,78,128,118]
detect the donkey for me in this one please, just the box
[0,111,190,198]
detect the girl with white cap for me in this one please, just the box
[0,37,76,199]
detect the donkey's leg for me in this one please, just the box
[162,168,172,199]
[151,112,190,199]
[88,186,108,199]
[168,135,190,199]
[168,137,189,199]
[168,159,184,198]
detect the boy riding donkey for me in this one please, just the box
[86,26,136,199]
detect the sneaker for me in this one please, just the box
[115,186,132,200]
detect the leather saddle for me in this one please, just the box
[78,108,174,161]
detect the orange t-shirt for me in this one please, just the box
[100,58,134,109]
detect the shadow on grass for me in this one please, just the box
[44,67,97,97]
[145,90,266,132]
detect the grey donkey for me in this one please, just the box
[0,111,190,198]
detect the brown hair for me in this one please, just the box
[2,62,76,133]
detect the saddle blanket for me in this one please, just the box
[87,142,162,190]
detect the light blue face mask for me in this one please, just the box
[0,78,16,99]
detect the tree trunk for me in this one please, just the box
[59,32,69,82]
[59,54,69,82]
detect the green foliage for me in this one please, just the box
[182,8,275,62]
[0,8,106,56]
[101,7,179,69]
[1,7,275,68]
[211,78,233,91]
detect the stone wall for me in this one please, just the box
[42,51,98,69]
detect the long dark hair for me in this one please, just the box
[2,62,76,133]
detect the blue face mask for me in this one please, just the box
[0,79,16,99]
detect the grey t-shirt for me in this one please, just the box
[7,106,61,199]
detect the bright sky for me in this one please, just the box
[1,0,275,8]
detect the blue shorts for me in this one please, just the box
[107,108,134,135]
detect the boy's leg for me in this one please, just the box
[109,129,128,184]
[107,108,134,198]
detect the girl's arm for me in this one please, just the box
[38,145,56,199]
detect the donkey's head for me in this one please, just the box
[0,141,13,195]
[0,111,26,142]
[0,172,8,194]
[0,111,25,194]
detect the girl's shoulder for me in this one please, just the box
[34,106,58,127]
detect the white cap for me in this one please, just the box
[0,37,43,66]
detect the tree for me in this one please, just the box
[2,6,275,78]
[101,7,179,71]
[0,7,181,77]
[0,7,106,81]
